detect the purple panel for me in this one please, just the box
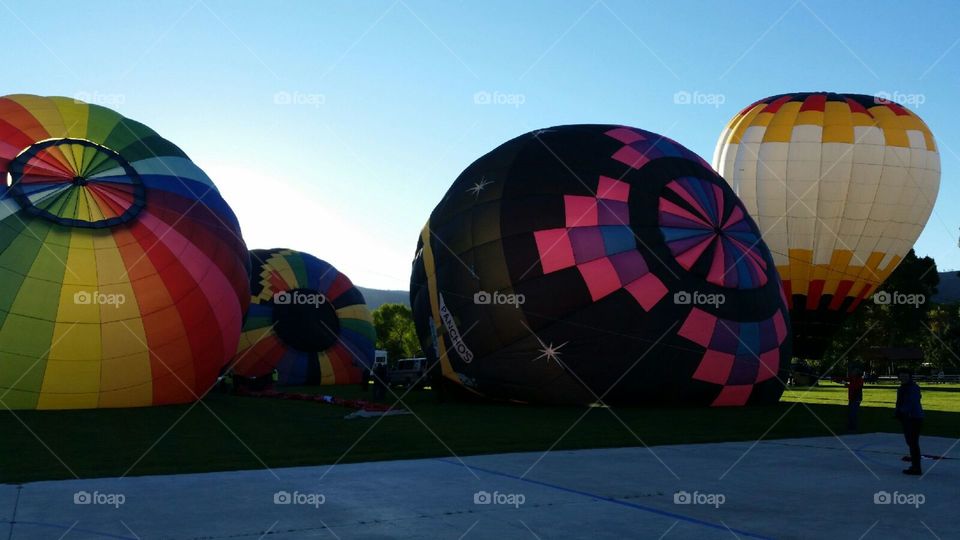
[569,227,605,263]
[709,320,740,353]
[659,212,710,229]
[598,200,629,225]
[758,318,778,352]
[726,356,760,385]
[608,250,649,284]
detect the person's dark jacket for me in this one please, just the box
[895,381,924,420]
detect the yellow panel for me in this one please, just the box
[850,111,876,127]
[776,264,791,283]
[762,102,802,142]
[62,233,97,286]
[869,107,910,147]
[37,358,100,408]
[97,283,139,322]
[795,110,823,127]
[83,189,106,222]
[420,223,455,380]
[787,249,813,295]
[878,254,902,279]
[99,322,151,406]
[822,125,853,144]
[57,284,104,324]
[93,232,129,285]
[36,388,99,410]
[98,370,152,408]
[237,326,273,353]
[265,256,297,290]
[728,105,768,143]
[101,320,148,358]
[74,187,92,222]
[318,352,335,385]
[823,250,854,293]
[49,96,90,139]
[48,321,101,361]
[336,304,372,322]
[823,101,852,126]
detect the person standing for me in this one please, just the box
[895,369,924,475]
[844,367,864,433]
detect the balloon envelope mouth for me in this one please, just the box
[7,138,146,228]
[272,288,340,352]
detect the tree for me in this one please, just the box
[372,303,421,363]
[822,250,938,372]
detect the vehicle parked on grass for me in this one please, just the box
[389,357,427,388]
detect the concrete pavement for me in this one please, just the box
[2,433,958,539]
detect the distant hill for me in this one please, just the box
[358,287,410,309]
[932,271,960,304]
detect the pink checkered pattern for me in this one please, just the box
[677,307,788,406]
[532,176,667,311]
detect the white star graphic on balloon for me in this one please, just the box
[466,176,493,198]
[534,340,568,364]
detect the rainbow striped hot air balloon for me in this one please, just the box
[0,95,250,410]
[233,249,375,385]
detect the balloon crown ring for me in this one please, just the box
[7,138,146,229]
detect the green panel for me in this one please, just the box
[0,224,48,276]
[341,318,376,341]
[0,218,27,253]
[0,313,56,357]
[83,104,124,144]
[0,351,46,409]
[50,188,80,221]
[119,134,188,162]
[81,145,108,176]
[0,388,40,409]
[10,276,63,320]
[245,314,273,328]
[286,253,309,287]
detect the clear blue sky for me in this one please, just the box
[3,0,958,289]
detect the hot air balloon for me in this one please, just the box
[0,94,249,410]
[233,249,375,385]
[410,125,791,406]
[713,93,940,358]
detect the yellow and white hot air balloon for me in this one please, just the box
[713,92,939,358]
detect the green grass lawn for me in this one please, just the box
[782,382,960,412]
[2,383,958,484]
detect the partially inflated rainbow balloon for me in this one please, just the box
[0,95,250,409]
[233,249,375,385]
